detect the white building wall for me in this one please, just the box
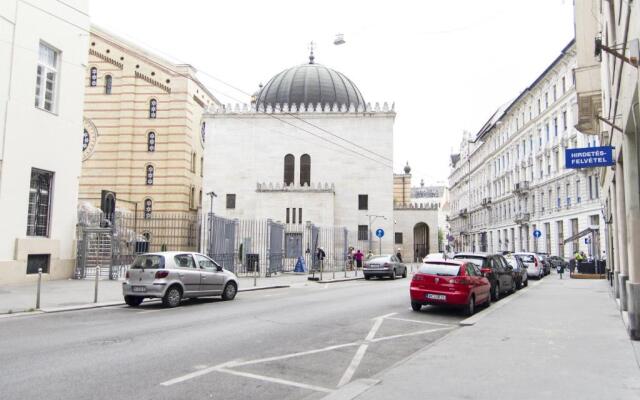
[0,0,89,283]
[202,109,399,254]
[394,208,439,261]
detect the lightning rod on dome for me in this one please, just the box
[308,41,315,64]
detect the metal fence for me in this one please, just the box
[205,214,351,277]
[75,210,201,280]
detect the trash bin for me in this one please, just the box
[246,253,259,273]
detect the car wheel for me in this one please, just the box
[465,296,475,316]
[390,269,397,280]
[162,285,182,308]
[411,301,422,312]
[364,275,371,280]
[221,282,237,301]
[402,268,407,278]
[524,278,528,287]
[515,279,522,290]
[492,283,500,301]
[124,295,143,307]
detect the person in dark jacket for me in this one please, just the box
[558,262,566,279]
[396,248,403,263]
[354,249,364,270]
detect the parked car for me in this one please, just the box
[547,255,569,270]
[453,252,516,301]
[536,253,552,275]
[410,260,491,315]
[505,254,528,289]
[514,252,544,279]
[123,251,239,308]
[423,252,446,262]
[363,254,407,280]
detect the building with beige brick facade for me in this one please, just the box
[80,26,219,221]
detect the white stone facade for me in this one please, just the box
[202,103,401,254]
[0,0,89,283]
[447,41,605,259]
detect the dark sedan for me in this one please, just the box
[453,252,516,301]
[505,254,528,289]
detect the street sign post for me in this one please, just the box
[565,146,615,169]
[376,229,384,255]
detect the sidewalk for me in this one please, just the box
[328,275,640,400]
[0,271,364,315]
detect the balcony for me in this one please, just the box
[458,208,469,218]
[481,197,492,208]
[514,212,531,225]
[512,181,530,196]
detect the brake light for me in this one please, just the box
[449,277,472,285]
[155,270,169,279]
[383,263,390,267]
[412,274,424,281]
[480,268,491,275]
[125,271,130,279]
[534,258,538,267]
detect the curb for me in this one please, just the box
[0,284,291,318]
[317,277,364,283]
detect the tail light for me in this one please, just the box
[449,277,472,285]
[480,268,491,276]
[412,274,424,281]
[125,271,130,279]
[534,258,538,267]
[155,270,169,279]
[383,263,390,267]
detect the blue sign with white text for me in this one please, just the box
[565,146,614,169]
[375,229,384,238]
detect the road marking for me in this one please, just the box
[231,342,361,367]
[337,313,391,387]
[385,317,455,327]
[217,367,334,393]
[370,327,454,343]
[160,361,237,386]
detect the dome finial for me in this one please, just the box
[308,41,315,64]
[404,161,411,174]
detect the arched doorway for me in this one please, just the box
[413,222,429,261]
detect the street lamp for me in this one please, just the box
[366,214,386,254]
[206,191,217,215]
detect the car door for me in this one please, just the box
[173,253,200,295]
[195,253,225,295]
[491,257,505,293]
[498,256,514,289]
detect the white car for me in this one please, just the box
[423,252,453,262]
[513,252,544,279]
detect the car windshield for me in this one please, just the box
[504,258,518,268]
[418,263,460,276]
[131,254,165,269]
[368,256,391,263]
[516,254,535,262]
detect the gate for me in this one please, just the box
[310,224,320,271]
[268,220,285,276]
[75,227,114,280]
[206,214,237,270]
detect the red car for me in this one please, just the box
[410,260,491,315]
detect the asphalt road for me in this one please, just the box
[0,277,465,400]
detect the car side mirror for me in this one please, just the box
[216,265,223,272]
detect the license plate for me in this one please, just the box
[132,286,147,293]
[426,293,446,301]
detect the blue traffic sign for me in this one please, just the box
[375,228,384,238]
[533,229,542,238]
[565,146,614,169]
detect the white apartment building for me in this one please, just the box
[448,40,604,259]
[0,0,89,283]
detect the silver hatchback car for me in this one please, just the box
[123,252,239,307]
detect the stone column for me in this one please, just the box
[610,187,620,298]
[623,117,640,340]
[615,160,629,308]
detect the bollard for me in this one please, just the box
[332,264,335,280]
[94,265,100,303]
[253,261,257,287]
[320,260,324,281]
[36,268,42,309]
[344,262,347,278]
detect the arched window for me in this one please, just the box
[89,67,97,86]
[200,157,204,177]
[189,186,195,209]
[149,99,157,119]
[104,75,112,94]
[300,154,311,186]
[191,152,196,172]
[145,165,154,185]
[147,131,156,152]
[284,154,295,186]
[201,122,206,143]
[199,190,202,206]
[143,198,152,219]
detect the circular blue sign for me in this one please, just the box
[533,229,542,238]
[375,229,384,238]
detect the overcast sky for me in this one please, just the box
[90,0,575,185]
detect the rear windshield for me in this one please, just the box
[516,254,535,262]
[453,255,487,267]
[418,263,460,276]
[504,257,518,267]
[369,256,391,263]
[131,255,165,269]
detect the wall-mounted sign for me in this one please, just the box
[565,146,614,169]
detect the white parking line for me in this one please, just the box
[370,327,454,343]
[231,342,361,367]
[385,317,455,327]
[216,367,334,393]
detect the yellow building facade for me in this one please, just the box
[80,26,218,219]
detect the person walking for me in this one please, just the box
[354,249,364,271]
[396,248,403,263]
[558,262,565,279]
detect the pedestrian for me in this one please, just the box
[396,248,403,263]
[348,246,355,271]
[367,249,373,260]
[354,249,364,271]
[558,262,565,279]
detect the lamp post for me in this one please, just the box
[366,214,386,254]
[206,191,217,215]
[206,191,217,256]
